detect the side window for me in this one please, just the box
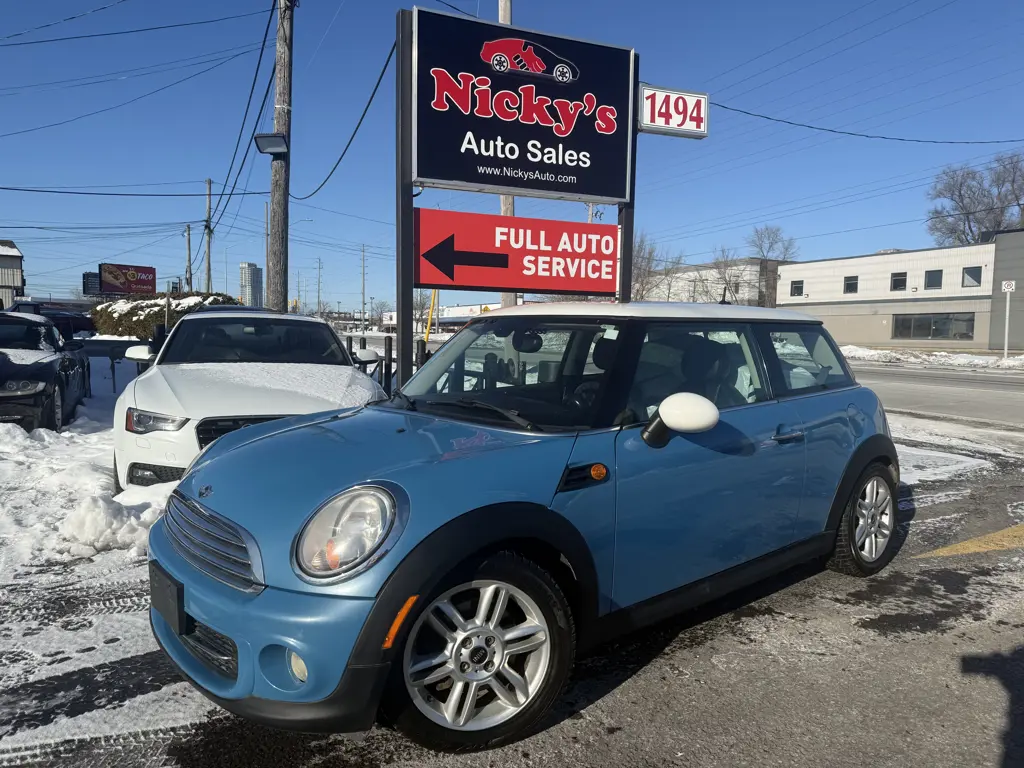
[762,324,852,395]
[624,323,766,423]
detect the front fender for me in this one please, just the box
[347,502,600,668]
[824,432,899,534]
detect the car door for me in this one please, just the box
[611,321,807,611]
[753,323,860,542]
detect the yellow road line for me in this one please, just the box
[915,523,1024,558]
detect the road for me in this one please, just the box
[852,364,1024,427]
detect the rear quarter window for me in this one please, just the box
[756,324,853,396]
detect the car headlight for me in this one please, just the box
[296,487,395,578]
[125,407,188,434]
[0,380,46,397]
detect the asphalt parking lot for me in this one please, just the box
[1,411,1023,768]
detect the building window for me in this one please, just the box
[890,272,907,291]
[924,269,943,289]
[790,280,803,297]
[962,266,982,288]
[892,312,974,340]
[843,276,858,294]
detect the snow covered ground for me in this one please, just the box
[841,344,1024,370]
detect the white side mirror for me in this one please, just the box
[125,345,155,363]
[642,392,719,448]
[354,348,380,364]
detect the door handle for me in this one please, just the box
[771,430,804,443]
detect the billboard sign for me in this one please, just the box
[638,84,708,139]
[82,272,100,296]
[413,8,636,203]
[415,208,619,295]
[99,263,156,294]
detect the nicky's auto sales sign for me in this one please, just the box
[412,7,635,203]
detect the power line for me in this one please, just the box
[433,0,478,16]
[27,233,181,277]
[292,42,396,201]
[0,50,257,139]
[211,0,277,223]
[0,185,267,198]
[711,102,1024,145]
[0,0,135,42]
[0,9,267,48]
[304,0,348,71]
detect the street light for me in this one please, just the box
[254,133,288,155]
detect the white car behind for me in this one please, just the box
[113,309,383,491]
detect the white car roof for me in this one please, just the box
[178,311,329,324]
[487,301,818,323]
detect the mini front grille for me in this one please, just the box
[128,463,185,486]
[181,621,238,680]
[195,416,286,449]
[163,493,262,593]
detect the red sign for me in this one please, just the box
[415,209,619,296]
[99,263,156,294]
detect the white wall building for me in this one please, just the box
[650,258,781,306]
[776,230,1024,350]
[239,262,263,308]
[0,240,25,311]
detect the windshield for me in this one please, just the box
[0,321,49,352]
[158,317,352,365]
[399,316,625,431]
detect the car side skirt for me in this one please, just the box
[588,532,833,648]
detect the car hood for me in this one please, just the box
[132,362,384,420]
[177,405,577,592]
[0,349,56,382]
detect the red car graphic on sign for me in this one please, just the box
[479,38,578,83]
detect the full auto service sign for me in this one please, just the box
[415,208,619,295]
[413,8,635,203]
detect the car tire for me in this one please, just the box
[382,550,575,752]
[827,461,898,577]
[113,455,124,495]
[46,382,65,433]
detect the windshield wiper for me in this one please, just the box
[423,398,542,432]
[392,390,417,411]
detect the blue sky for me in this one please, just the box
[5,0,1023,310]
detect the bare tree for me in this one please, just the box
[707,245,748,304]
[413,289,431,332]
[370,298,392,330]
[632,231,683,301]
[69,287,84,300]
[746,225,798,307]
[927,154,1024,245]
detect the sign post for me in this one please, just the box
[1003,280,1016,360]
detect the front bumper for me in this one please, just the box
[0,397,44,431]
[148,518,387,733]
[116,422,196,488]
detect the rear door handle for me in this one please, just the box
[771,430,804,443]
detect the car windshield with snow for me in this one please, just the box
[147,302,899,752]
[113,311,384,491]
[0,313,90,432]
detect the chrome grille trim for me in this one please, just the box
[164,493,263,593]
[181,621,238,680]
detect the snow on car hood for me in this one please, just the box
[0,349,57,366]
[132,362,384,420]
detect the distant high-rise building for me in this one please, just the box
[239,262,263,307]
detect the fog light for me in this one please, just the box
[287,650,307,683]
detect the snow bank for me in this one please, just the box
[60,482,175,559]
[95,294,215,319]
[841,344,1024,370]
[896,444,991,486]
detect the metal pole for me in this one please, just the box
[185,224,192,292]
[205,178,213,293]
[498,0,516,309]
[361,245,366,333]
[267,0,294,313]
[1005,289,1011,360]
[395,10,415,385]
[616,52,640,303]
[383,335,393,396]
[316,258,322,317]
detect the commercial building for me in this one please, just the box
[651,257,783,307]
[776,230,1024,351]
[0,240,26,310]
[239,262,264,308]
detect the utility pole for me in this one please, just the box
[204,178,213,293]
[185,224,192,292]
[361,245,366,333]
[315,258,323,317]
[498,0,516,309]
[267,0,294,313]
[587,203,594,224]
[264,200,269,268]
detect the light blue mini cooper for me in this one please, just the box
[148,302,899,751]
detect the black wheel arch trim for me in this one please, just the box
[348,502,600,669]
[824,433,899,534]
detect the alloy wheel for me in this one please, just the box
[403,579,551,731]
[491,54,510,72]
[855,476,893,562]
